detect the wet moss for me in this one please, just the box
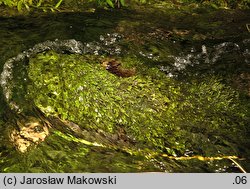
[25,51,248,159]
[0,0,249,173]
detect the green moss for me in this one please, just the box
[24,51,248,159]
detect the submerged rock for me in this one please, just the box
[0,37,249,172]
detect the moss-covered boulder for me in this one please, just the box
[22,51,248,158]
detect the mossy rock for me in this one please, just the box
[20,50,248,157]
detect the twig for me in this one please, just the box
[228,157,247,173]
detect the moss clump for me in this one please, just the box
[26,51,248,157]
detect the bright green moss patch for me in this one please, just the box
[26,51,248,158]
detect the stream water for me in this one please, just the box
[0,8,249,172]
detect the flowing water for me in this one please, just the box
[0,8,250,172]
